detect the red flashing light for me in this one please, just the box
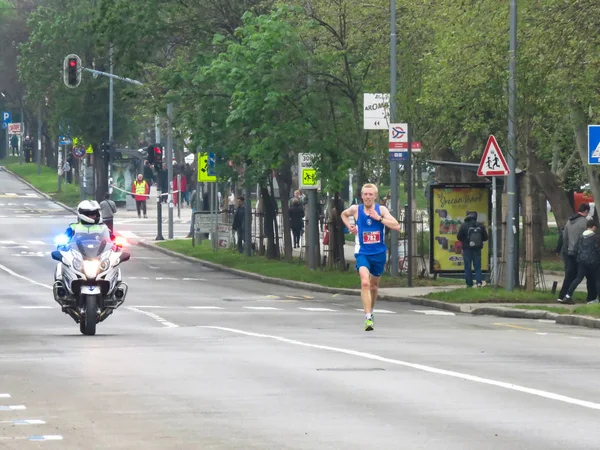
[69,60,77,67]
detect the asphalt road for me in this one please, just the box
[1,167,600,449]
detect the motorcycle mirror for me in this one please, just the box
[51,250,62,262]
[119,252,130,263]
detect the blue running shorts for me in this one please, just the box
[355,252,387,277]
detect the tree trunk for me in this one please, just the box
[275,160,293,262]
[571,100,600,215]
[527,147,573,229]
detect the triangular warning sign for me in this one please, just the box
[477,135,511,177]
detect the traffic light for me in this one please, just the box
[146,145,155,164]
[63,54,82,88]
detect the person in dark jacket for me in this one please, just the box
[558,203,591,302]
[456,211,489,288]
[561,219,600,304]
[232,196,246,253]
[289,198,305,248]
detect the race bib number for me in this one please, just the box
[363,231,381,244]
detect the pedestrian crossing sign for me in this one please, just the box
[588,125,600,165]
[302,169,317,186]
[477,135,510,177]
[198,152,217,182]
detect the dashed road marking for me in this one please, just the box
[299,307,336,312]
[189,306,224,310]
[244,306,282,310]
[0,405,26,411]
[411,310,456,316]
[354,309,396,314]
[0,419,46,425]
[0,394,10,398]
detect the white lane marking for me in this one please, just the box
[411,310,456,316]
[569,336,586,340]
[128,305,164,309]
[189,306,224,310]
[4,193,17,196]
[182,278,205,281]
[537,319,555,323]
[26,240,46,245]
[0,435,64,441]
[536,333,549,336]
[0,405,26,411]
[0,394,10,398]
[0,240,17,245]
[27,435,63,441]
[299,307,337,312]
[21,306,52,309]
[354,308,396,314]
[204,326,600,411]
[156,277,178,280]
[126,306,179,328]
[243,306,281,310]
[0,264,52,290]
[0,419,45,425]
[25,193,39,197]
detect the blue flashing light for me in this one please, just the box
[54,234,70,246]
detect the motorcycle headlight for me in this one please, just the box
[82,260,100,278]
[73,258,83,271]
[100,259,111,272]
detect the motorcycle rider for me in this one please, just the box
[63,200,114,241]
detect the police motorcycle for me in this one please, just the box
[51,201,130,336]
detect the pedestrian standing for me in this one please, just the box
[131,174,149,218]
[100,193,117,233]
[456,212,489,288]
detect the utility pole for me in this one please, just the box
[108,45,114,188]
[244,161,252,256]
[389,0,399,277]
[505,0,518,291]
[36,103,41,175]
[167,103,174,239]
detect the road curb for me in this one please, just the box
[136,240,600,331]
[0,166,77,214]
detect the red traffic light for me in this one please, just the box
[69,60,76,67]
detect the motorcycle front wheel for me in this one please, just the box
[81,295,97,336]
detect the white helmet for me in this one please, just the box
[77,200,102,224]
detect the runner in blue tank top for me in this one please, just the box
[341,184,401,331]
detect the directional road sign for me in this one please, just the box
[363,93,390,130]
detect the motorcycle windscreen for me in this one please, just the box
[69,229,113,260]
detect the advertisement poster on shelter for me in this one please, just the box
[429,184,491,274]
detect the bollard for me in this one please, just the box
[155,191,164,241]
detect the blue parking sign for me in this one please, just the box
[588,125,600,165]
[1,112,11,129]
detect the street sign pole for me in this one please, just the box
[492,176,498,291]
[478,135,511,290]
[389,0,399,278]
[167,103,174,240]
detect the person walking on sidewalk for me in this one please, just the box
[131,174,149,218]
[100,193,117,233]
[558,202,591,302]
[560,219,600,304]
[456,211,488,288]
[341,183,401,332]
